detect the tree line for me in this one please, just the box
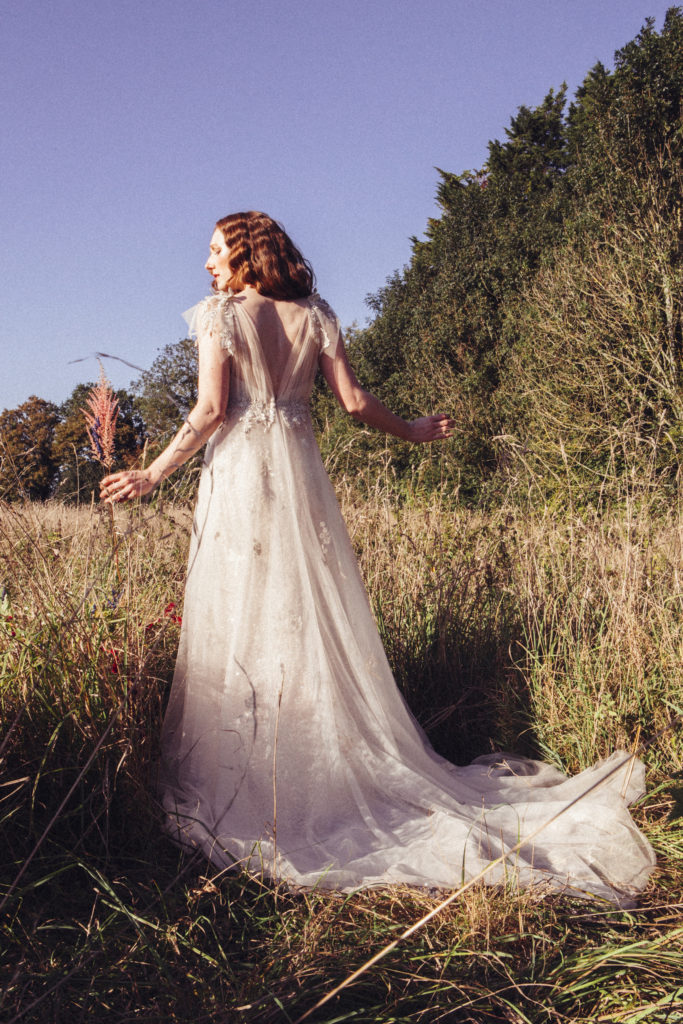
[2,9,682,506]
[0,338,198,503]
[314,8,683,507]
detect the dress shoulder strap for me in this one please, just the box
[308,292,342,357]
[182,291,237,355]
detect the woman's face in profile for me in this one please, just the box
[205,228,232,290]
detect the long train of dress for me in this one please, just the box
[159,290,655,905]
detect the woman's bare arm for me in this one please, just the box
[319,341,454,443]
[101,333,230,503]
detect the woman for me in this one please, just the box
[102,211,654,903]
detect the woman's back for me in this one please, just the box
[187,287,340,409]
[235,290,313,396]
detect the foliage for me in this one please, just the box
[317,83,572,501]
[318,8,683,506]
[0,396,60,500]
[496,156,683,507]
[569,7,683,169]
[131,336,198,439]
[0,334,194,502]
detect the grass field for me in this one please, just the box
[1,487,682,1023]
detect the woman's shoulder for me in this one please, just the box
[181,288,341,354]
[307,291,337,319]
[182,289,236,323]
[306,292,341,354]
[181,291,239,352]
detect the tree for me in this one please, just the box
[131,337,198,439]
[567,9,683,208]
[320,10,683,504]
[0,397,60,500]
[497,173,683,506]
[335,86,572,500]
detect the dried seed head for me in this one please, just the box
[84,364,119,470]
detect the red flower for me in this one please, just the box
[101,643,121,674]
[164,601,182,625]
[145,602,182,634]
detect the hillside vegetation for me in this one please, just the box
[314,9,683,507]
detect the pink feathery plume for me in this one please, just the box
[84,365,119,470]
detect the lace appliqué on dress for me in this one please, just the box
[182,292,237,355]
[308,292,340,353]
[319,521,332,562]
[229,398,310,433]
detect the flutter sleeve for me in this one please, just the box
[309,293,343,359]
[181,292,236,355]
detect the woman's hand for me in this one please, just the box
[100,469,157,504]
[407,415,455,443]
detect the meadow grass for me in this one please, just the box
[1,488,682,1023]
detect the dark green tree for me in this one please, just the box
[0,397,60,500]
[567,8,683,216]
[131,337,198,440]
[332,85,571,500]
[319,9,683,505]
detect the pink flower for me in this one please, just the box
[84,365,119,470]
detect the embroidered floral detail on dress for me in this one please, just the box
[229,398,310,433]
[308,292,340,353]
[183,291,237,354]
[287,612,303,634]
[319,521,332,562]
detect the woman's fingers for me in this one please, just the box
[100,471,142,503]
[410,415,454,443]
[109,470,155,501]
[433,415,455,437]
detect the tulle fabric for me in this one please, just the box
[159,291,655,905]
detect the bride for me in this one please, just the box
[102,211,654,904]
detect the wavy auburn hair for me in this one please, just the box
[215,211,315,300]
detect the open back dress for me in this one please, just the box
[159,289,655,904]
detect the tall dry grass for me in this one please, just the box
[1,489,682,1022]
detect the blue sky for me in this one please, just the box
[1,0,676,411]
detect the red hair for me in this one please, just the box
[215,211,315,300]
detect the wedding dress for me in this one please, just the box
[159,289,655,905]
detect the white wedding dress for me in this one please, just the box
[159,289,655,904]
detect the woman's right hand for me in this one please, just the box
[408,415,455,443]
[100,469,157,504]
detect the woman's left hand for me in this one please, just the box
[408,415,455,443]
[100,469,156,503]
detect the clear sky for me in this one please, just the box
[1,0,676,412]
